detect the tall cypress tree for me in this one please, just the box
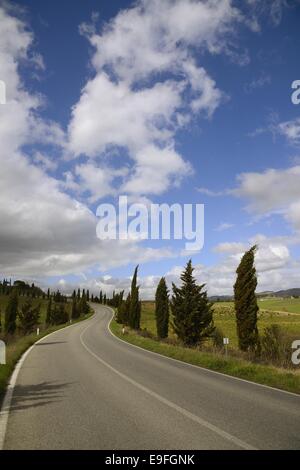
[155,277,169,339]
[46,298,52,325]
[171,260,214,346]
[18,300,40,334]
[234,245,260,352]
[117,293,131,325]
[4,289,18,335]
[71,296,80,319]
[129,265,141,330]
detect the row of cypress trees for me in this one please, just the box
[155,260,214,345]
[116,266,141,329]
[0,285,91,336]
[1,290,41,335]
[115,245,260,353]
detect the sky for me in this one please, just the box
[0,0,300,298]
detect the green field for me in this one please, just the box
[140,299,300,349]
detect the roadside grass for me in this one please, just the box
[110,319,300,394]
[0,309,94,406]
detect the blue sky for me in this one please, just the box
[1,0,300,297]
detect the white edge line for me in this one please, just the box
[105,307,300,399]
[0,313,95,450]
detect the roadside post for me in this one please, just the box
[223,337,229,357]
[37,327,40,336]
[0,340,5,365]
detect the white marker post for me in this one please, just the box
[36,328,40,336]
[0,340,6,365]
[223,337,229,357]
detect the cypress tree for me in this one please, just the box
[46,298,52,325]
[71,297,80,319]
[99,291,103,304]
[18,300,40,334]
[155,277,169,339]
[234,245,260,352]
[4,289,18,335]
[77,288,80,300]
[129,265,141,330]
[171,260,215,346]
[86,289,90,302]
[117,293,131,325]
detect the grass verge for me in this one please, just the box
[110,319,300,395]
[0,311,94,406]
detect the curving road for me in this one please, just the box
[1,304,300,450]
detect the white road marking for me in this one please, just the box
[79,318,257,450]
[0,314,94,450]
[106,307,300,399]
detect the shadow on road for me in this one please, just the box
[35,342,67,346]
[9,381,73,412]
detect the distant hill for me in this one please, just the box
[257,289,300,298]
[209,289,300,302]
[0,279,45,298]
[209,295,234,302]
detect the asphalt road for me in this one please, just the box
[2,304,300,450]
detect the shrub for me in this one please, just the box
[212,327,225,349]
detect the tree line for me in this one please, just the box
[0,286,91,337]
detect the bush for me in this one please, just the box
[137,328,154,339]
[261,324,293,367]
[212,327,225,349]
[18,300,40,334]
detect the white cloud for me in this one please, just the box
[67,0,249,197]
[122,145,192,195]
[234,166,300,231]
[278,118,300,146]
[0,4,175,278]
[196,187,231,197]
[244,73,271,93]
[214,222,235,232]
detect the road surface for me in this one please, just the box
[1,304,300,449]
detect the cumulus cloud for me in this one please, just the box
[0,4,174,278]
[234,166,300,231]
[67,0,250,198]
